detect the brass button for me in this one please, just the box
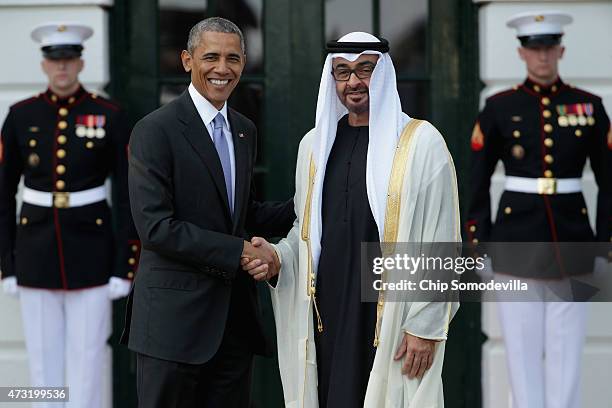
[91,93,98,99]
[575,129,582,137]
[127,272,135,279]
[504,207,512,215]
[551,85,558,92]
[28,139,37,148]
[131,244,138,252]
[96,218,103,226]
[21,217,28,225]
[57,135,67,145]
[581,208,588,215]
[58,121,67,130]
[544,170,553,178]
[58,108,68,117]
[545,154,554,164]
[543,110,551,118]
[128,258,136,266]
[513,130,521,138]
[55,180,65,190]
[472,238,479,244]
[544,138,554,147]
[544,124,553,133]
[56,149,66,159]
[534,85,541,92]
[469,225,477,233]
[68,97,75,104]
[86,141,94,149]
[541,97,550,106]
[51,95,58,102]
[56,164,66,175]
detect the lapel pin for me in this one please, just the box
[239,132,245,138]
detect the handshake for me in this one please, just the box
[241,237,280,282]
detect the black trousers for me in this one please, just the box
[136,325,253,408]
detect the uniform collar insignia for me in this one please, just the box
[523,77,564,95]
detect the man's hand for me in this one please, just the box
[241,237,280,281]
[394,332,437,379]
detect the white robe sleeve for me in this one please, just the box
[401,157,461,340]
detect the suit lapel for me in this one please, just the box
[229,109,249,232]
[177,92,232,220]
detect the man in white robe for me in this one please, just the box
[243,32,461,408]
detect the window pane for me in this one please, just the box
[217,0,264,75]
[159,0,263,77]
[397,81,429,120]
[159,1,209,76]
[380,0,428,77]
[325,0,373,41]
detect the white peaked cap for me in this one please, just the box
[31,22,93,47]
[506,10,572,37]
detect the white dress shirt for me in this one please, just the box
[188,83,236,212]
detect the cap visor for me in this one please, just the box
[520,34,562,48]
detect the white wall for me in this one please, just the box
[476,2,612,407]
[0,2,112,407]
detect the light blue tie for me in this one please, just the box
[212,113,233,214]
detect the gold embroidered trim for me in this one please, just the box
[301,155,323,332]
[374,119,423,347]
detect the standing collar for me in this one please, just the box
[188,83,229,129]
[44,84,88,106]
[522,77,564,95]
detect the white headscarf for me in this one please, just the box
[310,31,412,275]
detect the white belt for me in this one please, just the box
[505,176,582,195]
[23,185,107,208]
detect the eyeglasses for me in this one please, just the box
[331,63,376,81]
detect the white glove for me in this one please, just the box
[2,276,19,298]
[108,277,132,300]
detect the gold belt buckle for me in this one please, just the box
[537,178,557,195]
[53,192,70,208]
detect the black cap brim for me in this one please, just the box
[42,44,83,60]
[519,34,563,48]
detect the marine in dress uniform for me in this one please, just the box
[0,23,139,408]
[466,11,612,408]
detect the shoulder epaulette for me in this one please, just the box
[10,95,39,109]
[567,86,602,101]
[89,93,121,111]
[486,86,519,102]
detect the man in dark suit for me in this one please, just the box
[122,17,294,408]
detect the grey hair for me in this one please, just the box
[187,17,245,55]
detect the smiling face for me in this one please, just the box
[333,54,379,116]
[181,31,245,109]
[41,57,83,97]
[518,44,564,85]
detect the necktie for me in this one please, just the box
[212,113,233,213]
